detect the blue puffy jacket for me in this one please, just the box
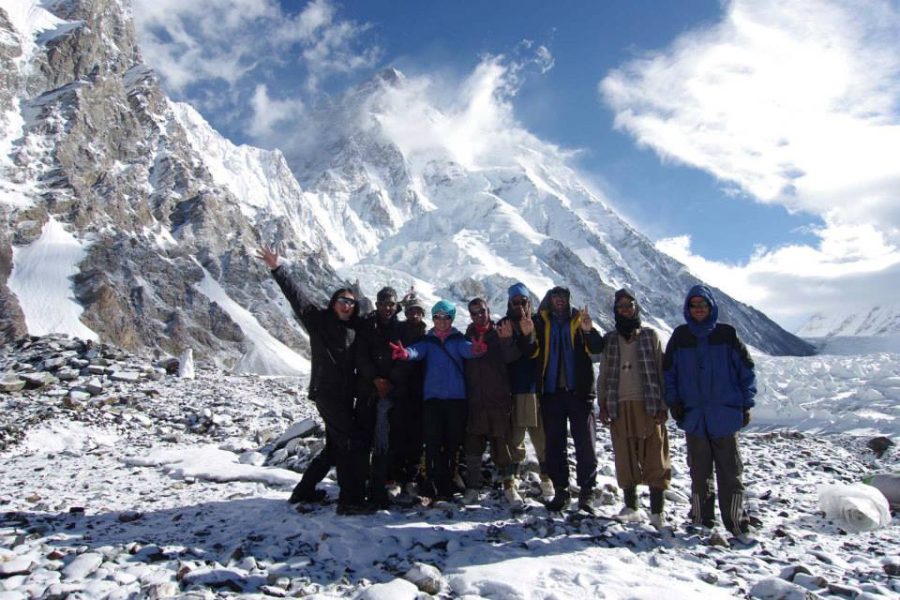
[406,328,477,400]
[663,285,756,438]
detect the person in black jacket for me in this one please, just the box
[390,294,428,497]
[533,286,605,513]
[257,246,372,515]
[355,286,403,508]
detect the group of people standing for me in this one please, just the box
[256,246,757,537]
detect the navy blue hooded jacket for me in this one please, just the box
[663,285,756,438]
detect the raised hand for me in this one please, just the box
[255,245,279,270]
[389,341,409,361]
[497,320,513,338]
[519,314,535,336]
[579,306,593,332]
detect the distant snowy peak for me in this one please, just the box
[797,306,900,337]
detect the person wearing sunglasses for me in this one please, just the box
[533,285,606,514]
[663,284,757,539]
[256,245,372,515]
[597,288,671,527]
[355,286,404,509]
[389,300,486,504]
[460,298,522,509]
[496,283,554,502]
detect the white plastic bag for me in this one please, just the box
[818,483,891,531]
[863,473,900,510]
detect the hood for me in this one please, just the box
[683,284,718,327]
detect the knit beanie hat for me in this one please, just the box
[508,282,530,300]
[431,299,456,321]
[404,295,427,315]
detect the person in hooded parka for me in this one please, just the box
[664,284,757,537]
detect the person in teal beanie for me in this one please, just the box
[391,300,486,501]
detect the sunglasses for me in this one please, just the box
[335,297,357,307]
[689,301,709,309]
[376,301,396,308]
[469,308,487,318]
[510,299,528,307]
[433,314,452,321]
[615,302,635,310]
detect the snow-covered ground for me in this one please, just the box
[1,338,898,599]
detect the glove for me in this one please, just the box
[389,341,409,360]
[670,404,685,420]
[373,397,393,454]
[742,410,751,428]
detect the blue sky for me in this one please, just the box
[132,0,900,330]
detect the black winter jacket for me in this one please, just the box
[271,266,359,402]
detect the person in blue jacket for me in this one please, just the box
[391,300,486,502]
[663,284,757,536]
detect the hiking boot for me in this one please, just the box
[577,489,597,516]
[545,489,570,511]
[649,512,666,528]
[289,487,326,504]
[503,479,525,510]
[462,488,480,505]
[539,474,555,500]
[622,486,638,511]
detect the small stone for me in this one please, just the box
[0,375,26,393]
[750,577,817,599]
[111,371,142,383]
[118,511,143,523]
[403,562,443,595]
[867,436,894,457]
[21,372,59,389]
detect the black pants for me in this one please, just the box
[422,398,467,498]
[293,394,369,505]
[389,394,424,486]
[685,432,749,534]
[541,390,598,492]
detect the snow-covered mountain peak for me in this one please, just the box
[797,305,900,338]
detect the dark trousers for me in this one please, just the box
[685,432,749,534]
[293,395,369,505]
[422,398,467,498]
[541,390,598,491]
[390,395,424,486]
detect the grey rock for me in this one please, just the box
[403,563,443,595]
[0,375,25,392]
[750,577,817,600]
[21,372,59,389]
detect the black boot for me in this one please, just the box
[578,488,597,516]
[650,487,665,515]
[545,488,570,511]
[623,486,638,510]
[289,486,326,504]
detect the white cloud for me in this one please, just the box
[601,0,900,230]
[371,50,561,171]
[657,223,900,331]
[132,0,380,112]
[603,0,900,328]
[248,85,305,140]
